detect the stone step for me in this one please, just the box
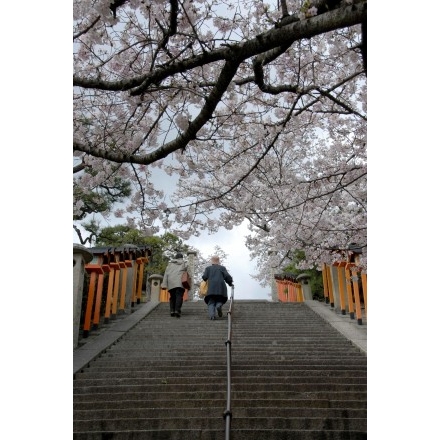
[73,376,367,387]
[104,347,361,355]
[76,364,366,374]
[108,340,358,347]
[73,428,368,440]
[73,390,366,402]
[75,368,368,379]
[84,358,366,368]
[74,406,367,420]
[88,356,364,366]
[73,382,367,395]
[73,398,367,411]
[73,415,367,431]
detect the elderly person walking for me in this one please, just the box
[161,252,187,318]
[202,256,234,320]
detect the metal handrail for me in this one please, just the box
[224,285,234,440]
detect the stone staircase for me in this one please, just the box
[73,301,367,439]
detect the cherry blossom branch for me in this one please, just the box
[73,2,366,94]
[73,15,100,41]
[318,88,366,120]
[74,59,241,162]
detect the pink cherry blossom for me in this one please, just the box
[73,0,367,282]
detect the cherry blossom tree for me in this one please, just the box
[73,0,367,283]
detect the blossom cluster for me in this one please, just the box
[73,0,367,281]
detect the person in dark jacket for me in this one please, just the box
[161,253,187,317]
[202,256,233,320]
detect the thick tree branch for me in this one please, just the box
[73,2,366,93]
[73,15,100,41]
[278,0,289,18]
[74,59,241,163]
[73,162,86,173]
[109,0,129,18]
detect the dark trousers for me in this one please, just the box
[169,287,184,313]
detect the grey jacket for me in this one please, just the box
[161,258,188,291]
